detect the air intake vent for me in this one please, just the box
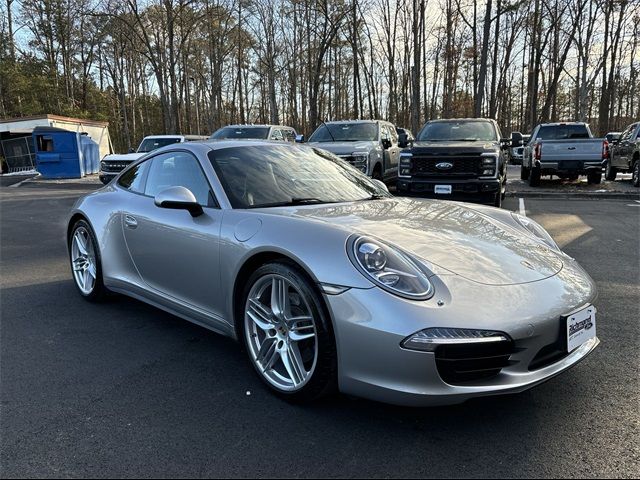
[435,339,516,385]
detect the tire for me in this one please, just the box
[520,164,530,180]
[605,161,617,181]
[68,219,108,301]
[240,261,337,403]
[528,167,541,187]
[372,165,383,181]
[493,192,502,208]
[632,159,639,188]
[587,171,602,185]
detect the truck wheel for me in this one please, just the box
[605,161,617,181]
[528,167,541,187]
[520,165,530,180]
[372,165,383,181]
[587,171,602,185]
[632,160,639,188]
[493,192,502,208]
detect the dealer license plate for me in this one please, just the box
[434,185,452,195]
[566,306,596,352]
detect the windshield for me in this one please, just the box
[536,125,591,140]
[209,145,389,209]
[309,123,378,142]
[210,127,270,140]
[417,121,498,142]
[137,137,182,153]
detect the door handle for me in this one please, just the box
[567,147,576,150]
[124,214,138,229]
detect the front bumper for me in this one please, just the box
[324,259,598,406]
[397,177,501,203]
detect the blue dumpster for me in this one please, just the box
[33,126,98,179]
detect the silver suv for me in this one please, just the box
[307,120,400,182]
[210,124,298,142]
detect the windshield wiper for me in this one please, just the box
[250,197,329,208]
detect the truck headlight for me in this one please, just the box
[347,235,434,300]
[351,152,369,173]
[399,153,412,178]
[480,154,498,177]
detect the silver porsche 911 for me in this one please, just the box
[67,141,599,406]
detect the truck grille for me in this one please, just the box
[411,155,482,177]
[101,160,133,173]
[435,338,516,384]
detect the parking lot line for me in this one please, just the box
[519,198,526,217]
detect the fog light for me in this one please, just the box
[482,169,495,176]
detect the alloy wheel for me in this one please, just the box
[244,274,318,392]
[71,226,97,295]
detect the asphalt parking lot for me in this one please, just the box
[1,179,639,478]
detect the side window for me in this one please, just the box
[283,129,296,142]
[380,125,391,142]
[270,129,284,141]
[621,126,634,142]
[144,152,214,207]
[36,135,54,152]
[118,161,149,193]
[634,125,640,140]
[388,125,398,144]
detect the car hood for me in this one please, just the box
[262,198,564,286]
[308,141,377,155]
[102,152,145,162]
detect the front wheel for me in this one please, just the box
[528,167,541,187]
[520,164,530,180]
[632,160,639,188]
[68,220,108,301]
[241,262,337,403]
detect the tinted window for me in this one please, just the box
[536,125,591,140]
[144,152,214,206]
[209,145,389,209]
[417,121,498,142]
[118,161,149,192]
[309,123,378,142]
[137,137,182,153]
[270,129,284,141]
[210,127,270,140]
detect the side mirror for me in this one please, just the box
[382,138,392,149]
[511,132,523,148]
[398,133,409,148]
[295,134,305,143]
[128,147,136,154]
[371,178,389,192]
[154,186,204,217]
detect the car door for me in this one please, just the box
[615,125,634,168]
[121,150,224,320]
[385,124,401,180]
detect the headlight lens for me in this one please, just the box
[399,153,412,178]
[511,213,560,251]
[348,236,434,300]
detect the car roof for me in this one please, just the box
[218,124,293,129]
[426,118,495,123]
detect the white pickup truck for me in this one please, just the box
[99,134,208,184]
[515,123,606,186]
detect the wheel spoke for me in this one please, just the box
[282,344,306,386]
[74,231,88,256]
[72,257,85,272]
[87,262,97,280]
[288,316,316,342]
[270,277,289,320]
[247,298,275,331]
[255,337,279,372]
[83,269,92,290]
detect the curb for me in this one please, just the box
[506,191,640,200]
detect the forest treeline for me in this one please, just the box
[0,0,638,152]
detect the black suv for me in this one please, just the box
[396,118,509,207]
[605,122,640,187]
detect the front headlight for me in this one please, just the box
[347,235,434,300]
[511,213,560,251]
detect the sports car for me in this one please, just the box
[67,141,599,405]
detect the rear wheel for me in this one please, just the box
[605,161,617,181]
[587,171,602,185]
[520,165,530,180]
[241,262,337,403]
[528,167,541,187]
[68,220,108,301]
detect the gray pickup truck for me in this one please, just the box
[517,122,606,186]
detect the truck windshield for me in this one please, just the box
[210,127,270,140]
[309,123,378,142]
[137,137,182,153]
[536,125,591,140]
[417,121,497,142]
